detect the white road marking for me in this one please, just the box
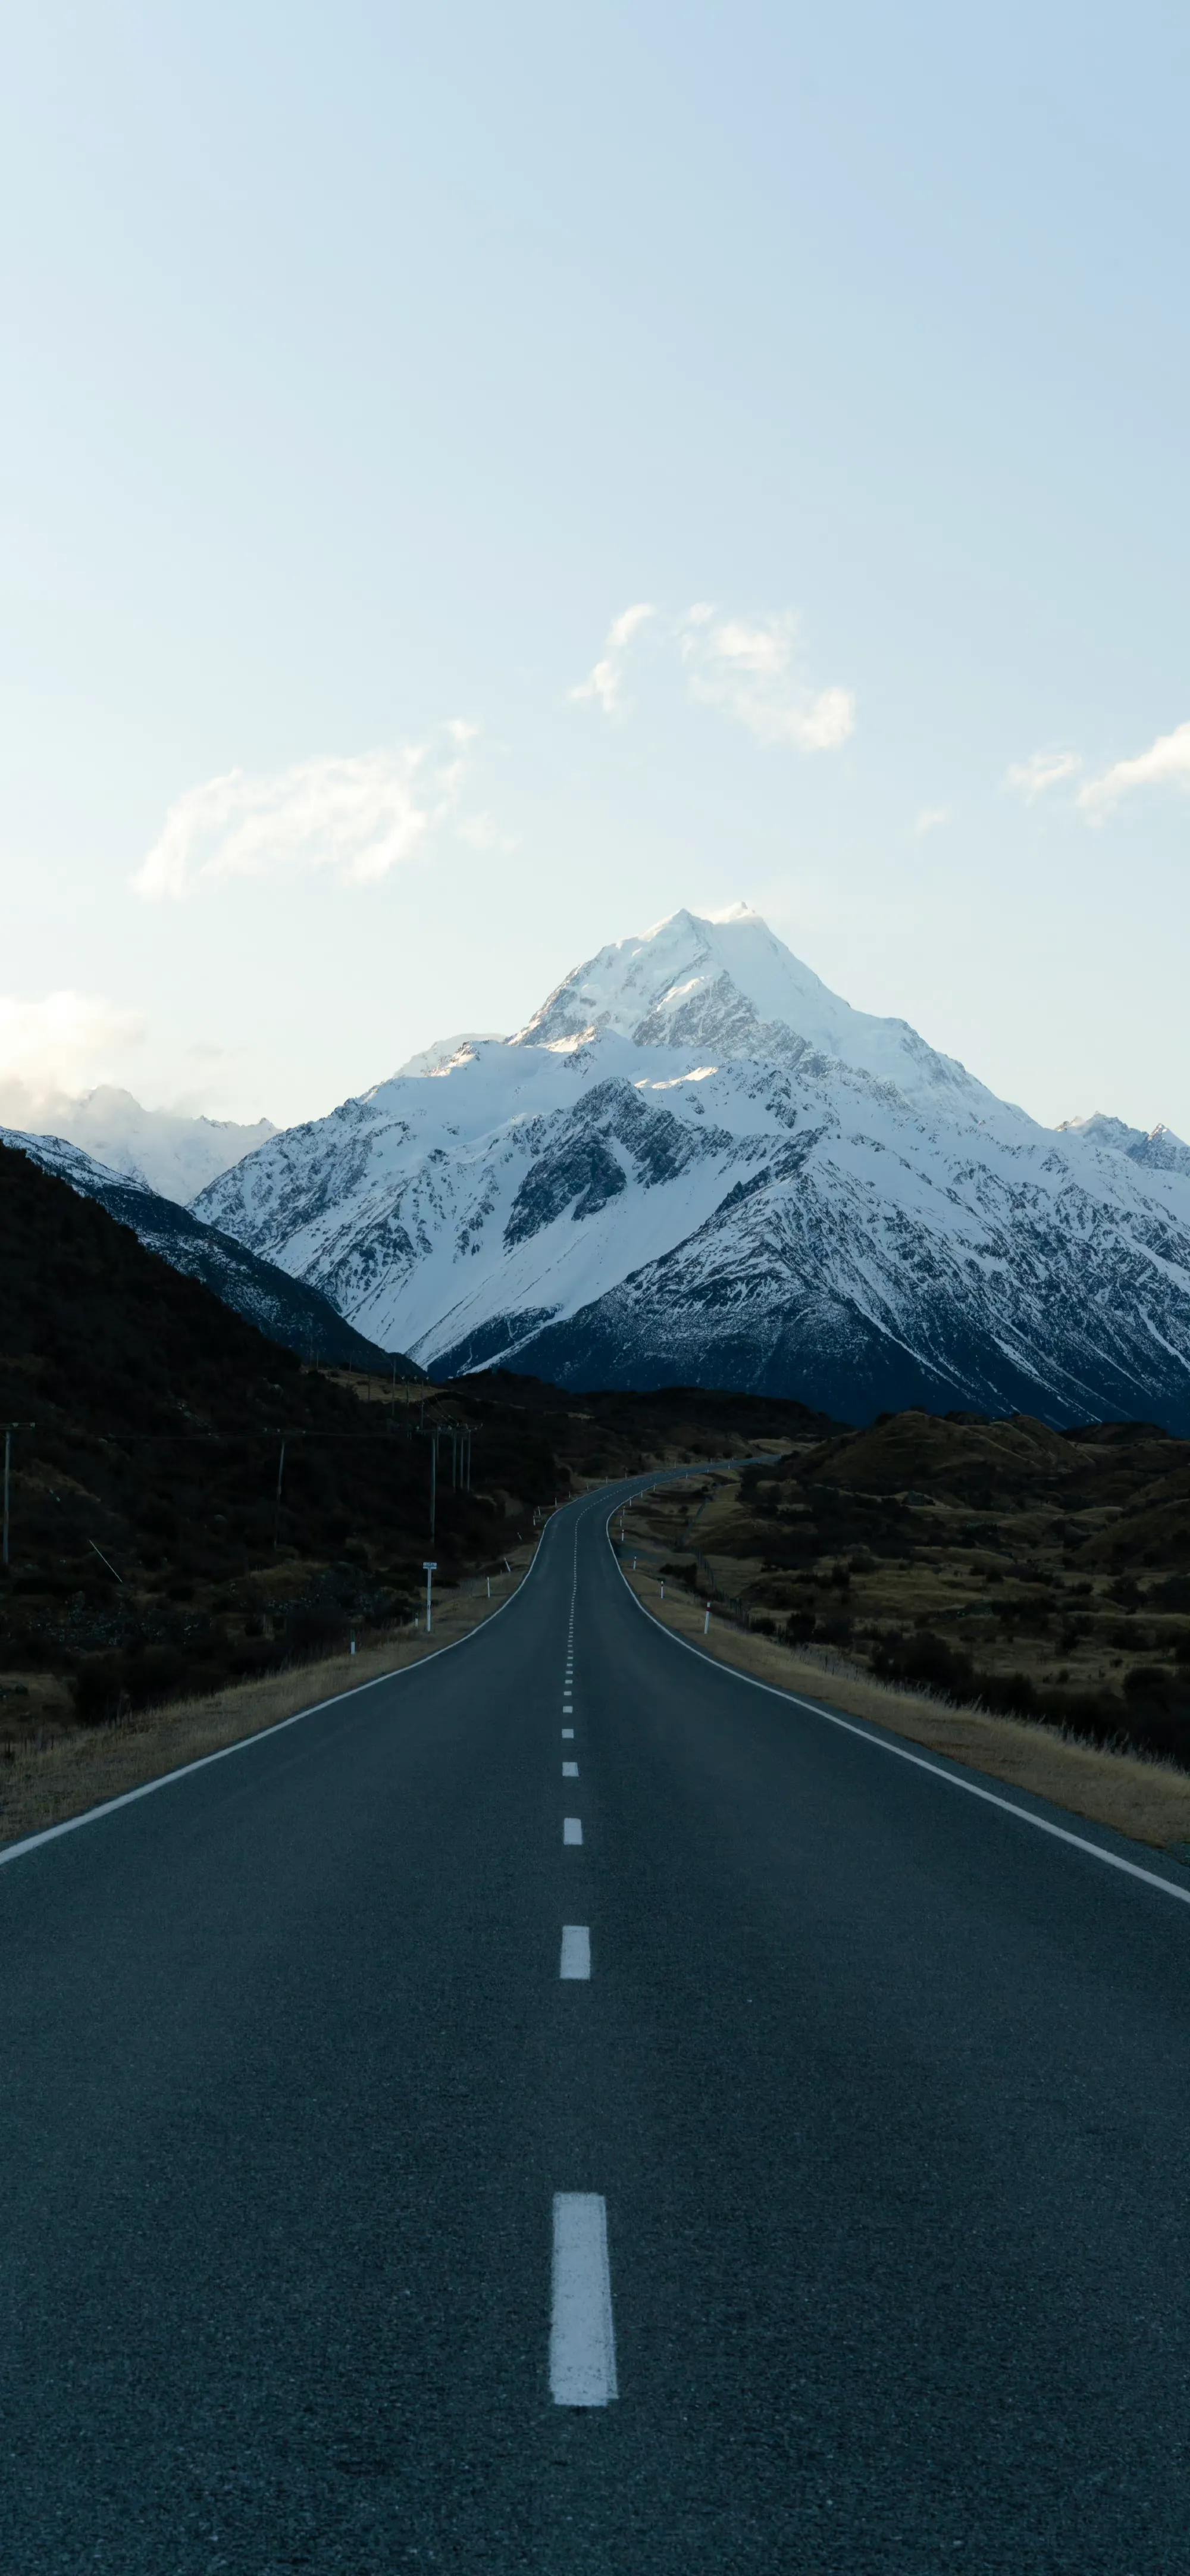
[550,2194,617,2405]
[0,1508,572,1880]
[563,1817,583,1845]
[562,1727,574,1739]
[563,1760,578,1777]
[559,1924,591,1980]
[607,1505,1190,1916]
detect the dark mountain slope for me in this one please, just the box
[0,1146,556,1719]
[1,1127,415,1374]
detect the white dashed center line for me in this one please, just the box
[550,2194,617,2406]
[561,1727,574,1739]
[562,1760,578,1778]
[559,1925,591,1980]
[563,1817,583,1846]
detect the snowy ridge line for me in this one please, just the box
[189,905,1190,1431]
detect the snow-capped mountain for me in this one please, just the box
[515,902,997,1108]
[193,906,1190,1430]
[0,1080,275,1203]
[1057,1112,1190,1183]
[0,1128,406,1373]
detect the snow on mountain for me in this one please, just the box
[0,1080,275,1203]
[516,903,1001,1108]
[1058,1113,1190,1182]
[193,908,1190,1429]
[394,1032,508,1077]
[0,1128,405,1372]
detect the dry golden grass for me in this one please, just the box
[0,1546,537,1853]
[622,1560,1190,1855]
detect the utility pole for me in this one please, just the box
[273,1438,286,1550]
[429,1434,437,1543]
[2,1423,33,1571]
[450,1427,458,1491]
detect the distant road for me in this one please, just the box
[2,1485,1190,2572]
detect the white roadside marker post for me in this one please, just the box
[704,1603,710,1633]
[422,1559,437,1634]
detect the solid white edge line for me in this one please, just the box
[604,1504,1190,1912]
[550,2192,617,2404]
[559,1924,591,1979]
[0,1500,585,1876]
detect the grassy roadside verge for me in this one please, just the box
[618,1549,1190,1855]
[0,1542,540,1853]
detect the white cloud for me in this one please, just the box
[133,731,473,901]
[570,599,854,750]
[458,812,521,854]
[679,607,856,750]
[1004,748,1082,802]
[0,992,146,1092]
[569,602,656,715]
[912,805,951,837]
[1077,718,1190,822]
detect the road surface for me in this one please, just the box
[2,1480,1189,2572]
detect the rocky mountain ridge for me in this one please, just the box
[0,1128,403,1373]
[192,906,1190,1430]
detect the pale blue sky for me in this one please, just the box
[2,1,1188,1129]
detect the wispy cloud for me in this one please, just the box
[1004,747,1082,802]
[571,600,855,751]
[133,729,475,901]
[457,812,521,854]
[1077,718,1190,822]
[912,805,951,837]
[569,603,656,715]
[0,992,145,1091]
[679,607,856,751]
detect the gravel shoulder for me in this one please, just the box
[619,1546,1190,1855]
[0,1544,538,1852]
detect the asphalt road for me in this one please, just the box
[3,1481,1190,2573]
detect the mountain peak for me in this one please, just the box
[0,1076,275,1205]
[1060,1111,1190,1179]
[512,902,984,1102]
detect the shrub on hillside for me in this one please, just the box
[872,1630,974,1697]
